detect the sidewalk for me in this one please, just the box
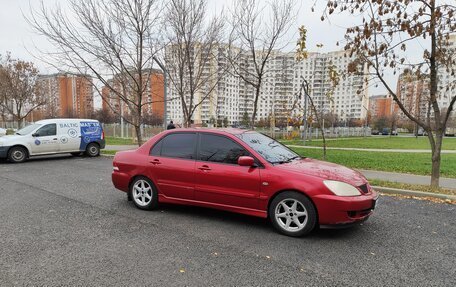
[105,145,138,151]
[288,145,456,154]
[359,169,456,190]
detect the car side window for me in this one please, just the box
[160,133,196,159]
[35,124,56,137]
[150,139,163,156]
[199,134,249,165]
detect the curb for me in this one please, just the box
[373,186,456,201]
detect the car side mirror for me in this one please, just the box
[238,156,255,167]
[32,133,38,137]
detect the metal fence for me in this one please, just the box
[102,123,163,140]
[1,120,371,141]
[259,127,372,140]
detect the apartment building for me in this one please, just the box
[30,73,93,121]
[369,94,397,118]
[437,34,456,112]
[166,44,369,126]
[396,71,430,121]
[101,69,165,123]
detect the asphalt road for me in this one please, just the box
[0,156,455,286]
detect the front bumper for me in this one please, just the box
[0,146,10,159]
[313,190,378,225]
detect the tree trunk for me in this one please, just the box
[430,130,443,188]
[321,127,327,160]
[251,85,261,128]
[134,124,143,147]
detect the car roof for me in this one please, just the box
[35,118,99,124]
[166,128,253,135]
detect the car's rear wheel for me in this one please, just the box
[130,177,158,210]
[85,143,100,157]
[269,191,317,237]
[8,146,28,163]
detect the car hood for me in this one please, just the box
[276,158,367,186]
[0,135,23,144]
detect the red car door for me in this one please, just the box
[147,132,197,200]
[194,133,261,209]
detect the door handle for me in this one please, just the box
[198,165,211,171]
[150,159,161,165]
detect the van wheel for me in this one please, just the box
[85,143,100,157]
[8,146,28,163]
[269,191,317,237]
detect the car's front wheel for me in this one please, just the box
[130,177,158,210]
[8,146,28,163]
[269,191,317,237]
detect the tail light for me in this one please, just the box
[101,130,105,140]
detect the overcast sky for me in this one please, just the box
[0,0,389,107]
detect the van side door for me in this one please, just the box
[29,124,60,154]
[57,122,81,152]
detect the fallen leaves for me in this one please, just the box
[380,193,456,205]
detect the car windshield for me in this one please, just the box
[15,124,41,135]
[236,132,301,164]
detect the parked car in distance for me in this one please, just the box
[0,118,105,163]
[112,129,378,237]
[381,128,390,135]
[445,127,455,137]
[390,129,398,136]
[417,128,424,136]
[371,129,380,135]
[0,128,6,137]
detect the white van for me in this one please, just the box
[0,118,105,163]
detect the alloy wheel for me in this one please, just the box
[132,179,153,207]
[275,199,308,232]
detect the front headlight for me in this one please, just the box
[323,180,361,196]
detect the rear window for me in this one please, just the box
[155,133,196,159]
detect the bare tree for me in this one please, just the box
[322,0,456,187]
[0,53,46,128]
[27,0,164,145]
[163,0,225,127]
[295,26,340,160]
[228,0,295,127]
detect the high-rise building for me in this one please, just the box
[101,69,165,123]
[396,71,430,121]
[165,44,369,126]
[369,94,396,118]
[437,34,456,113]
[30,73,93,120]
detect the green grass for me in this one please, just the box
[282,136,456,150]
[105,136,135,145]
[101,150,117,155]
[291,147,456,178]
[368,179,456,196]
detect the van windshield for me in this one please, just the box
[15,124,41,135]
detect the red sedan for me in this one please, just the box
[112,129,378,237]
